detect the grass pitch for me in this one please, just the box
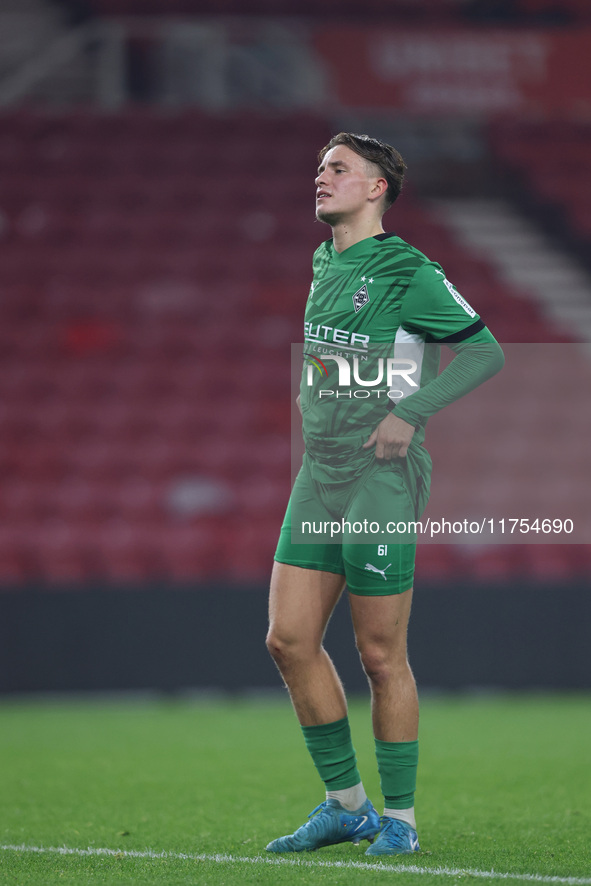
[0,693,589,885]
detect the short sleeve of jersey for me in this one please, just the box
[399,262,482,342]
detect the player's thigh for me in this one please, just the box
[268,562,346,653]
[348,586,414,665]
[275,464,345,576]
[275,495,345,571]
[342,464,416,597]
[271,461,349,651]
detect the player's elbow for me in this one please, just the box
[476,339,505,383]
[490,341,505,376]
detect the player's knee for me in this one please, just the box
[358,642,403,688]
[359,648,390,687]
[265,628,283,663]
[265,628,307,671]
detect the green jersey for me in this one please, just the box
[301,232,487,448]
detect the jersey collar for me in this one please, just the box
[328,232,397,263]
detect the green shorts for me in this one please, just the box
[274,439,430,596]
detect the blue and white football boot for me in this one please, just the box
[266,798,380,852]
[365,816,421,855]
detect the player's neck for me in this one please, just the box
[331,217,385,253]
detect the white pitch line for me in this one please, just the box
[1,843,590,885]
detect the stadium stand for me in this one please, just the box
[86,0,470,19]
[488,120,591,250]
[0,108,588,586]
[83,0,591,19]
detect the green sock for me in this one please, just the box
[301,717,361,791]
[374,738,419,808]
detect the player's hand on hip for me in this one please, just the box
[363,413,415,460]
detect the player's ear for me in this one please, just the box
[369,177,389,204]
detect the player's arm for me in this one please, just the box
[363,327,503,459]
[392,325,504,428]
[363,263,504,459]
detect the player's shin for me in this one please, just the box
[301,717,368,810]
[374,737,419,827]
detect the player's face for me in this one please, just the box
[315,145,381,225]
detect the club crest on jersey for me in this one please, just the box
[352,284,370,313]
